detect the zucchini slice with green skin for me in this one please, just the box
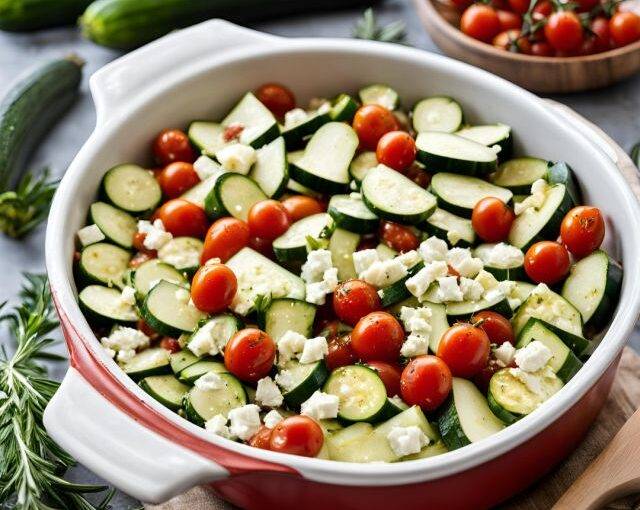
[420,207,476,247]
[507,184,573,250]
[139,374,189,411]
[205,172,267,221]
[490,157,548,194]
[329,228,360,281]
[561,250,622,331]
[78,285,138,325]
[445,294,513,320]
[78,242,131,287]
[546,161,581,205]
[101,164,161,214]
[170,349,200,375]
[438,377,504,450]
[278,360,329,408]
[178,360,227,384]
[359,84,399,110]
[157,237,203,276]
[121,347,171,380]
[222,92,279,149]
[272,212,334,262]
[512,281,536,307]
[412,97,463,133]
[474,243,526,281]
[328,194,379,234]
[281,111,331,148]
[286,178,322,198]
[141,280,206,337]
[516,318,583,383]
[130,259,187,298]
[416,132,498,176]
[288,122,359,194]
[361,164,437,224]
[349,151,378,184]
[181,171,223,209]
[456,124,513,160]
[250,136,288,198]
[376,242,397,260]
[257,298,316,342]
[89,202,137,249]
[429,173,512,218]
[378,262,424,308]
[183,373,247,426]
[187,314,243,357]
[330,94,359,122]
[187,121,227,156]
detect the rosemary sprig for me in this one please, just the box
[353,8,407,44]
[0,169,58,239]
[0,274,114,510]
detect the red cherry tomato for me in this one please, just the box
[132,231,157,257]
[352,105,399,151]
[471,311,514,346]
[191,263,237,314]
[610,12,640,47]
[590,16,612,53]
[380,221,420,253]
[155,199,208,238]
[248,425,273,450]
[471,197,515,242]
[574,0,599,11]
[544,12,584,53]
[153,129,195,165]
[400,355,452,411]
[531,41,555,57]
[507,0,529,14]
[405,163,432,188]
[376,131,417,173]
[460,4,501,42]
[351,311,404,362]
[560,206,605,258]
[532,0,552,20]
[492,29,532,53]
[333,279,382,326]
[281,195,324,222]
[269,416,324,457]
[524,241,571,284]
[247,200,291,241]
[473,356,510,393]
[157,162,200,198]
[224,328,276,382]
[160,337,181,353]
[255,83,296,118]
[249,236,275,259]
[367,361,402,397]
[326,334,358,371]
[129,252,153,268]
[497,10,522,31]
[201,217,250,264]
[437,323,491,378]
[137,319,159,339]
[451,0,473,10]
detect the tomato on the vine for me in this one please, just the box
[544,12,584,53]
[497,10,522,31]
[560,206,605,258]
[400,355,452,411]
[493,29,532,53]
[437,323,490,378]
[590,16,612,53]
[224,328,276,382]
[524,241,571,284]
[610,12,640,47]
[461,4,501,42]
[531,41,555,57]
[507,0,529,14]
[333,279,381,326]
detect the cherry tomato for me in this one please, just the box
[437,323,490,378]
[530,41,555,57]
[590,16,612,53]
[367,361,402,397]
[157,162,200,198]
[247,200,290,241]
[137,319,159,340]
[610,12,640,47]
[507,0,529,14]
[497,10,522,31]
[249,425,273,450]
[461,4,501,43]
[333,279,382,326]
[492,29,532,53]
[160,337,181,353]
[471,197,515,242]
[249,236,275,259]
[255,83,296,118]
[380,221,420,253]
[201,217,250,264]
[153,129,195,165]
[191,263,237,313]
[575,0,599,11]
[129,252,153,268]
[155,199,208,238]
[405,163,432,188]
[524,241,571,284]
[473,356,509,393]
[269,416,324,457]
[356,236,378,251]
[132,232,157,257]
[351,311,404,362]
[223,124,244,142]
[317,319,349,340]
[376,131,417,173]
[471,311,514,346]
[400,355,452,411]
[560,206,605,258]
[544,12,584,53]
[352,104,399,151]
[451,0,473,10]
[532,0,553,20]
[224,328,276,382]
[326,334,358,370]
[281,195,324,222]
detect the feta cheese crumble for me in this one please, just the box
[101,327,149,359]
[300,391,340,420]
[301,250,338,305]
[137,219,172,250]
[515,340,552,372]
[386,426,429,457]
[216,143,256,174]
[353,249,380,275]
[514,179,548,216]
[494,342,516,367]
[228,404,262,440]
[77,224,105,246]
[284,108,309,129]
[205,414,232,439]
[418,236,448,263]
[299,336,329,364]
[274,369,296,392]
[277,330,307,365]
[120,286,136,306]
[459,277,484,302]
[400,334,430,358]
[360,258,408,288]
[446,248,483,278]
[255,377,284,407]
[405,260,448,297]
[436,276,464,302]
[194,372,225,391]
[263,409,284,429]
[188,318,236,357]
[483,243,524,268]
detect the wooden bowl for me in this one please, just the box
[413,0,640,93]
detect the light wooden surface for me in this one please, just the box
[413,0,640,93]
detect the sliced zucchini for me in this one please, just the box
[78,242,131,287]
[412,97,463,133]
[404,440,449,460]
[181,172,223,209]
[89,202,137,249]
[281,111,331,148]
[561,250,622,330]
[361,164,437,224]
[179,360,227,384]
[157,237,203,275]
[416,132,498,176]
[183,373,247,426]
[474,243,526,281]
[508,184,573,250]
[272,213,334,262]
[121,347,170,380]
[78,285,138,325]
[421,207,476,247]
[512,281,536,306]
[438,377,504,450]
[130,259,187,298]
[490,157,548,194]
[429,173,512,218]
[376,243,397,260]
[286,178,322,198]
[379,262,425,308]
[456,124,512,159]
[139,374,190,411]
[187,314,242,357]
[250,136,288,198]
[222,92,279,149]
[141,280,206,337]
[426,302,450,353]
[170,349,200,375]
[329,228,360,281]
[188,121,227,156]
[328,194,379,234]
[546,161,581,205]
[330,93,359,122]
[349,151,378,183]
[444,293,512,320]
[278,360,329,408]
[258,298,316,341]
[288,122,359,193]
[205,172,267,221]
[101,164,161,214]
[359,84,399,110]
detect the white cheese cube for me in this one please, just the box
[216,143,256,174]
[361,259,408,288]
[101,327,149,352]
[446,248,483,278]
[255,377,284,407]
[117,349,136,362]
[515,340,552,372]
[386,426,429,457]
[405,260,448,298]
[277,330,307,365]
[400,333,429,358]
[459,277,484,302]
[446,229,463,246]
[418,236,448,263]
[228,404,262,441]
[120,286,137,306]
[284,108,309,129]
[299,336,328,364]
[436,276,464,302]
[301,249,334,283]
[300,391,339,420]
[485,243,524,267]
[396,250,421,269]
[353,249,380,276]
[77,224,105,246]
[475,270,500,290]
[274,369,295,392]
[137,219,172,250]
[494,341,516,367]
[205,414,232,438]
[514,179,548,216]
[263,409,284,429]
[194,372,225,391]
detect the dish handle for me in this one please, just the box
[89,20,284,127]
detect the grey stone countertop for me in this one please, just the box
[0,0,638,507]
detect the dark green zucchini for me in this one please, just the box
[0,0,92,31]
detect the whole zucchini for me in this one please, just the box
[0,55,83,191]
[80,0,381,50]
[0,0,93,31]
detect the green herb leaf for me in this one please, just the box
[353,8,407,44]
